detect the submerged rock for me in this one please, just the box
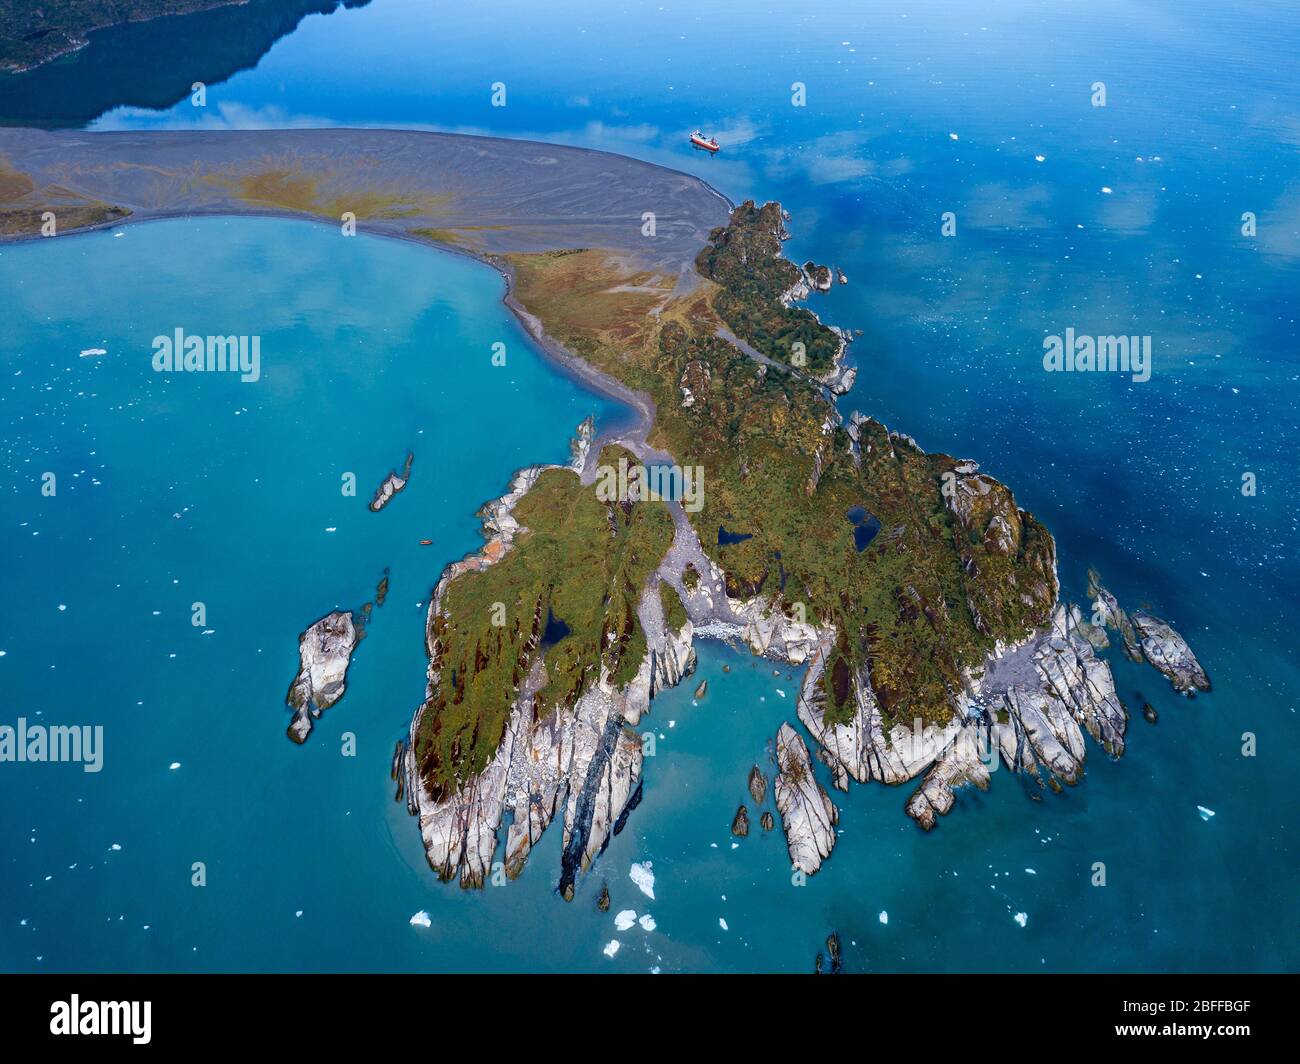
[760,810,774,832]
[285,611,359,744]
[596,882,610,912]
[1143,702,1159,724]
[391,740,406,802]
[731,804,749,837]
[1131,611,1210,695]
[826,931,843,973]
[774,723,838,875]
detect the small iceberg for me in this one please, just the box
[638,914,656,932]
[718,917,729,931]
[878,911,889,925]
[168,762,181,771]
[614,910,637,931]
[630,861,655,900]
[602,940,621,958]
[409,910,431,928]
[1014,912,1028,927]
[1197,805,1216,821]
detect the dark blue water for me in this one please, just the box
[2,0,1296,971]
[846,506,881,551]
[717,526,754,546]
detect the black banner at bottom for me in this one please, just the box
[0,972,1287,1050]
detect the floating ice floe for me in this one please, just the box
[168,762,181,771]
[949,132,959,141]
[1014,912,1028,927]
[1101,186,1113,194]
[109,843,121,851]
[630,861,655,900]
[614,910,638,931]
[776,689,786,698]
[295,910,303,918]
[409,910,431,928]
[1034,154,1046,162]
[1197,805,1216,821]
[639,914,656,932]
[878,911,888,925]
[603,940,621,958]
[325,527,337,533]
[1025,868,1037,875]
[718,917,729,931]
[79,348,107,358]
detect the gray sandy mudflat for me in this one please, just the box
[0,125,733,430]
[0,126,732,270]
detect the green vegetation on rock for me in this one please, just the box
[695,200,843,373]
[413,447,673,798]
[508,201,1057,732]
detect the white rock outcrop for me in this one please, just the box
[774,723,838,875]
[285,611,360,743]
[1131,611,1210,695]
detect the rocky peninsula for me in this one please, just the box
[0,126,1210,896]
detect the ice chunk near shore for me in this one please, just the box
[614,910,638,931]
[630,861,655,900]
[1197,805,1216,821]
[603,940,621,958]
[639,914,656,932]
[409,910,431,928]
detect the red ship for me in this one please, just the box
[690,130,719,153]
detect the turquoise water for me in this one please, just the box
[2,1,1298,971]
